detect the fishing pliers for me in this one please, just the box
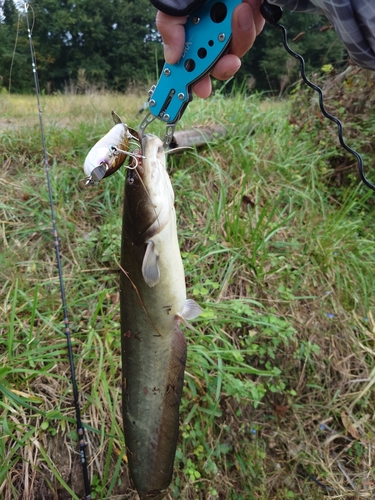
[138,0,282,149]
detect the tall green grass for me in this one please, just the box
[1,88,375,499]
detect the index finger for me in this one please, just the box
[230,0,265,58]
[156,12,188,64]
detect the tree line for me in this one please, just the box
[0,0,347,95]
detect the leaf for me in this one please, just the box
[8,389,43,403]
[341,411,360,440]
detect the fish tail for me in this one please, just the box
[126,326,187,499]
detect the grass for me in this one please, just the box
[1,72,375,499]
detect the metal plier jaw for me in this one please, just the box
[138,0,243,148]
[138,85,178,150]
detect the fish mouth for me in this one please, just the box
[141,135,148,155]
[143,136,164,156]
[137,134,163,186]
[141,133,163,163]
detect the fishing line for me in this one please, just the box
[261,1,375,193]
[24,4,91,498]
[8,12,21,93]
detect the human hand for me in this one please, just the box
[155,0,265,98]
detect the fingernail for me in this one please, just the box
[164,44,174,64]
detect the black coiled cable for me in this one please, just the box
[261,0,375,192]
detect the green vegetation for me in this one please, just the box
[1,67,375,499]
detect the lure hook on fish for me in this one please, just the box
[109,145,145,171]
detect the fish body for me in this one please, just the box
[120,134,200,499]
[83,111,138,184]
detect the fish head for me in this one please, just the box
[124,134,174,245]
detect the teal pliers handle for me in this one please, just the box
[149,0,241,124]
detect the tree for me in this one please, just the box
[26,0,162,92]
[236,10,346,94]
[1,1,347,95]
[0,0,33,92]
[105,0,163,90]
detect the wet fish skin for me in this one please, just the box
[120,134,200,499]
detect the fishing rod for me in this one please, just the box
[24,4,91,498]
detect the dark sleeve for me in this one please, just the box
[267,0,375,70]
[150,0,206,16]
[151,0,375,70]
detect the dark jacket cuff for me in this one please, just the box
[150,0,206,16]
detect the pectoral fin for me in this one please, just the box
[177,299,202,331]
[181,299,202,320]
[142,240,160,287]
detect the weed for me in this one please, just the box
[1,85,375,499]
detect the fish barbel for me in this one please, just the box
[120,134,201,499]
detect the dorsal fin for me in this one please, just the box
[111,110,122,124]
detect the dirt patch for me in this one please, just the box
[10,432,137,500]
